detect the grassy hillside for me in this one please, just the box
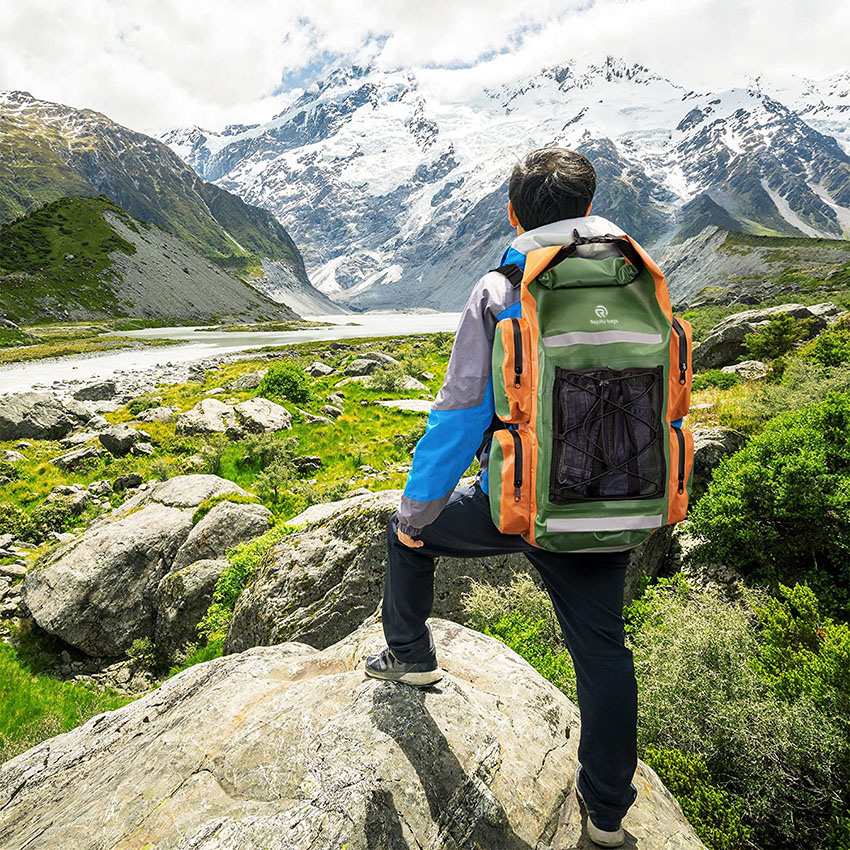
[0,196,295,323]
[0,92,308,284]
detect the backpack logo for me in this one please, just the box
[590,304,619,325]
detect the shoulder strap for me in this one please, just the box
[490,263,524,288]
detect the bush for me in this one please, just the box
[642,746,751,850]
[744,313,813,360]
[690,392,850,616]
[257,361,310,404]
[127,636,157,670]
[692,369,740,392]
[0,498,74,543]
[805,316,850,368]
[369,362,409,392]
[0,459,20,482]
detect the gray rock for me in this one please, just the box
[0,620,705,849]
[225,490,540,654]
[112,472,143,492]
[73,381,117,401]
[693,302,832,369]
[0,562,26,578]
[298,408,334,425]
[171,501,272,571]
[155,559,229,661]
[87,479,113,497]
[175,398,235,435]
[23,475,252,657]
[360,351,399,365]
[50,445,103,471]
[691,427,747,498]
[319,404,343,419]
[291,455,323,474]
[3,449,25,463]
[227,369,268,390]
[98,423,150,457]
[23,502,195,656]
[343,357,379,376]
[305,361,334,377]
[131,441,155,456]
[720,359,769,380]
[58,430,100,448]
[0,392,93,441]
[135,406,177,423]
[233,397,292,433]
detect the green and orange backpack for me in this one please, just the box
[489,231,694,552]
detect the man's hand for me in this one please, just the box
[397,528,424,548]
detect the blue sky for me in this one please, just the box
[0,0,846,133]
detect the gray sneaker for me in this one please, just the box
[365,628,443,687]
[576,767,625,848]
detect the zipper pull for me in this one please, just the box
[679,363,687,385]
[514,365,522,388]
[677,474,685,494]
[514,482,522,501]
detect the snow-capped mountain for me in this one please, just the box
[161,57,850,310]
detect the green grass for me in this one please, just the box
[0,630,131,763]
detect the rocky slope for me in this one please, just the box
[0,197,296,322]
[0,90,336,316]
[161,59,850,310]
[0,619,705,849]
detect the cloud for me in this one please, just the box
[0,0,846,133]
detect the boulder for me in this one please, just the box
[692,302,834,369]
[112,472,143,492]
[171,501,272,571]
[2,449,25,462]
[155,558,229,661]
[336,375,430,392]
[319,404,343,419]
[305,361,334,377]
[131,441,155,456]
[360,351,399,366]
[291,455,323,474]
[23,476,254,657]
[691,427,747,498]
[73,381,117,401]
[376,399,432,413]
[225,490,541,654]
[50,445,103,471]
[233,397,292,433]
[135,406,177,423]
[175,398,235,435]
[719,359,769,380]
[0,620,705,850]
[344,357,379,376]
[98,423,150,457]
[0,392,93,441]
[227,369,268,390]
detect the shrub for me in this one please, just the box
[692,369,740,392]
[642,746,751,850]
[192,492,260,525]
[125,393,160,416]
[149,458,175,481]
[805,316,850,368]
[369,362,409,393]
[0,459,20,482]
[393,421,427,454]
[126,636,157,670]
[0,498,74,543]
[689,392,850,616]
[744,313,813,360]
[257,361,310,404]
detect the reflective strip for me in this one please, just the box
[567,544,643,553]
[542,330,663,347]
[546,515,663,532]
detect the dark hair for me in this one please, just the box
[508,147,596,230]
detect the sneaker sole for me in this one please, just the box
[575,785,625,848]
[364,667,443,687]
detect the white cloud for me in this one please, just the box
[0,0,846,133]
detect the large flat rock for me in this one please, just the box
[0,620,704,849]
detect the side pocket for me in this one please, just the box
[488,428,531,535]
[668,424,694,524]
[493,317,533,423]
[669,316,693,421]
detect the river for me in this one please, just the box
[0,312,461,396]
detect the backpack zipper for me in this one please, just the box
[672,318,688,385]
[511,318,523,387]
[674,425,685,494]
[510,428,523,501]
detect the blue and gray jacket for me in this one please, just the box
[397,214,627,536]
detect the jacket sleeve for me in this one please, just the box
[397,274,502,536]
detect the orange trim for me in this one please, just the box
[667,426,694,524]
[520,270,542,546]
[522,246,563,286]
[499,318,532,423]
[620,235,672,321]
[494,429,531,534]
[669,316,693,421]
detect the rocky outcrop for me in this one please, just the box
[0,619,704,849]
[691,427,746,499]
[692,302,841,369]
[720,359,768,380]
[0,392,95,441]
[175,398,236,435]
[176,397,292,436]
[227,369,268,390]
[98,423,150,457]
[73,380,117,401]
[233,397,292,433]
[23,476,268,660]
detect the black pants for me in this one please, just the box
[382,482,638,826]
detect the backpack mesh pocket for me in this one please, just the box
[550,365,665,502]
